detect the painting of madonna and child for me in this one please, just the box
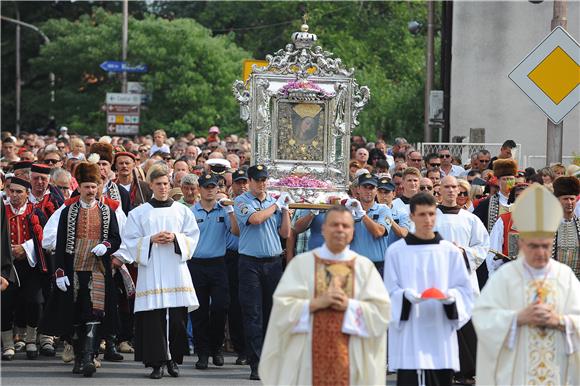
[276,102,326,162]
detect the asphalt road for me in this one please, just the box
[1,351,397,385]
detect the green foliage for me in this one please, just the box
[14,7,250,136]
[4,1,432,142]
[156,1,430,142]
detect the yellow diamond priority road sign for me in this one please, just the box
[509,26,580,124]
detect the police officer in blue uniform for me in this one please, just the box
[225,169,249,366]
[377,178,410,245]
[345,173,390,275]
[234,165,291,380]
[189,174,239,370]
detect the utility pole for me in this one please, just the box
[121,0,128,93]
[424,0,435,142]
[15,7,21,135]
[1,15,54,134]
[546,0,567,165]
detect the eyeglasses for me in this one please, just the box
[433,191,441,196]
[480,159,490,163]
[44,159,60,165]
[409,158,422,162]
[429,163,441,167]
[458,191,469,197]
[419,186,433,191]
[440,154,451,158]
[56,185,69,191]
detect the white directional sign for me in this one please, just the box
[508,26,580,124]
[106,93,141,135]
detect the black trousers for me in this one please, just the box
[74,272,102,324]
[456,320,477,379]
[238,255,283,367]
[397,369,454,386]
[373,261,385,277]
[188,257,230,356]
[134,307,188,367]
[1,261,43,332]
[225,249,245,356]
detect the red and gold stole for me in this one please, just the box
[312,254,354,386]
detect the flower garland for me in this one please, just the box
[272,175,331,189]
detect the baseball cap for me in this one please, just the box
[247,165,269,180]
[358,173,378,187]
[378,178,395,191]
[232,169,249,182]
[199,173,220,188]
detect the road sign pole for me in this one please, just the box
[121,0,128,93]
[546,0,567,166]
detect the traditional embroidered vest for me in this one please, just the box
[552,217,580,279]
[6,203,34,245]
[500,212,519,257]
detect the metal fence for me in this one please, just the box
[416,142,523,167]
[523,155,576,170]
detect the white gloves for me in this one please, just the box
[218,198,234,214]
[91,243,108,257]
[276,193,293,211]
[345,198,365,219]
[311,209,320,216]
[404,290,425,304]
[441,296,456,305]
[56,276,70,292]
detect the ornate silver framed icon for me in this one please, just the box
[233,24,370,195]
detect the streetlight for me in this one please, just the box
[1,15,55,135]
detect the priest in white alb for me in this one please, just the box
[259,206,391,386]
[472,184,580,385]
[384,192,474,386]
[113,163,200,379]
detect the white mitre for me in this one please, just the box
[512,184,563,238]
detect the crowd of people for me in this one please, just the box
[0,126,579,385]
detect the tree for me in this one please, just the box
[153,1,430,142]
[10,7,250,136]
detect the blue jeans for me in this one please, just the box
[238,255,283,367]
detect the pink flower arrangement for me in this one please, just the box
[272,175,331,189]
[279,80,332,97]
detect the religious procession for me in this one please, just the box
[1,1,579,386]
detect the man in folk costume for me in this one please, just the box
[1,177,46,360]
[259,206,391,385]
[113,151,152,209]
[472,184,580,385]
[473,158,518,287]
[115,163,200,379]
[384,193,474,386]
[433,176,489,385]
[552,176,580,279]
[485,183,529,277]
[28,163,64,225]
[40,162,121,377]
[88,142,131,215]
[28,162,64,357]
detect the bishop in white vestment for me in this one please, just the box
[259,207,391,386]
[473,184,580,385]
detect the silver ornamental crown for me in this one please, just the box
[291,24,317,49]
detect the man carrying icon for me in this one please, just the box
[384,192,474,386]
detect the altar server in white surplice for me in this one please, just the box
[473,184,580,386]
[259,206,391,386]
[118,163,200,379]
[384,192,473,386]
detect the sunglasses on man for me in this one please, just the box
[419,186,433,191]
[44,159,60,165]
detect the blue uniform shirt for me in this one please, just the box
[296,209,325,251]
[191,202,232,258]
[388,198,413,245]
[234,192,282,258]
[350,202,390,262]
[226,232,239,252]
